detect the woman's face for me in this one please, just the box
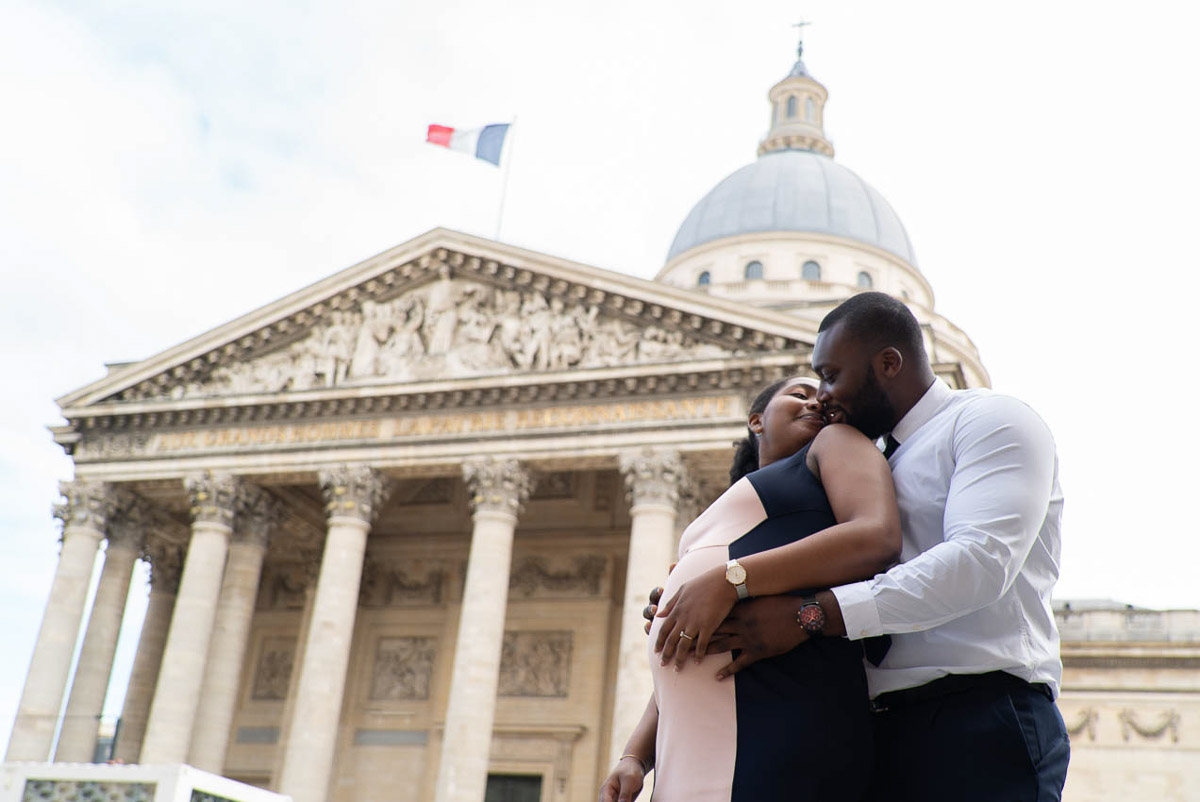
[749,378,825,468]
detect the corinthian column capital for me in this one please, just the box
[619,448,690,509]
[53,480,119,534]
[236,485,282,547]
[318,465,391,524]
[463,458,534,517]
[184,472,244,528]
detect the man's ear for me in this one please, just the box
[875,347,904,380]
[748,412,764,435]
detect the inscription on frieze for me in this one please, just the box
[75,396,739,459]
[509,555,607,599]
[370,637,437,701]
[252,636,295,701]
[497,631,573,698]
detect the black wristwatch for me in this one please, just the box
[796,595,825,636]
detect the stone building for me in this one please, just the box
[6,40,1193,802]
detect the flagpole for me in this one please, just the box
[495,116,516,242]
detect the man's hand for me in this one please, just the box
[707,595,808,680]
[598,757,646,802]
[642,586,663,635]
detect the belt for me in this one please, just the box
[870,670,1054,713]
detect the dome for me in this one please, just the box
[667,150,918,265]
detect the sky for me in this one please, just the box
[1,0,1198,757]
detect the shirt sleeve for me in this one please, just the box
[833,394,1058,640]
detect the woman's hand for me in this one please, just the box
[654,564,738,669]
[598,757,646,802]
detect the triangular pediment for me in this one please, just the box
[58,229,815,412]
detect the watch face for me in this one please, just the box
[727,563,747,584]
[798,603,825,633]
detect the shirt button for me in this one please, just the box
[860,630,869,637]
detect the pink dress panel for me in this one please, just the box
[649,478,768,801]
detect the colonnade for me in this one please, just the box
[6,450,692,802]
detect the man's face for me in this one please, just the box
[811,322,898,439]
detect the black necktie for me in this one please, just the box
[883,434,901,459]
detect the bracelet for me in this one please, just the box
[619,754,650,774]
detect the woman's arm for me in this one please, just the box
[598,695,658,802]
[655,424,900,666]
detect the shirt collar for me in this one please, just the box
[891,378,953,443]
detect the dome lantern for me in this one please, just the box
[759,33,834,158]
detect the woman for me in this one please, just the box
[599,376,900,802]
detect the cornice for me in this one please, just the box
[57,230,814,411]
[57,354,810,450]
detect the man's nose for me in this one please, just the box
[816,383,831,403]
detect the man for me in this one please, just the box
[661,292,1069,800]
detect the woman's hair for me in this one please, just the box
[728,377,792,486]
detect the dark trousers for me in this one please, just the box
[867,674,1071,801]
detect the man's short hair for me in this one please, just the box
[818,292,927,360]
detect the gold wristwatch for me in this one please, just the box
[725,558,749,600]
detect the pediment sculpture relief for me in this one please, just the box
[171,279,732,399]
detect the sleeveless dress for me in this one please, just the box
[648,444,873,801]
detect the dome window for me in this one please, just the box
[802,260,821,281]
[805,97,816,122]
[786,96,797,119]
[697,271,711,287]
[744,260,764,280]
[856,271,873,289]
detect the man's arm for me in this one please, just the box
[833,394,1058,639]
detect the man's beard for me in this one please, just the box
[846,368,897,440]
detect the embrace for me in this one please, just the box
[601,292,1069,802]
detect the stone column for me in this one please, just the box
[112,537,183,764]
[141,472,243,764]
[189,485,280,772]
[609,450,689,768]
[434,458,534,802]
[6,480,117,763]
[55,493,146,762]
[270,557,321,790]
[276,465,390,802]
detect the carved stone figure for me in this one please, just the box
[497,631,573,698]
[369,637,437,700]
[166,278,735,399]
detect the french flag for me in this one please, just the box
[426,123,510,166]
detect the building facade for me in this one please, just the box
[7,41,1194,802]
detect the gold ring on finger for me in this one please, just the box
[679,631,696,641]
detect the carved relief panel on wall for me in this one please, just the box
[369,636,438,701]
[358,559,462,607]
[161,278,732,399]
[509,555,608,599]
[252,636,296,701]
[498,631,574,698]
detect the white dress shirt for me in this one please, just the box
[832,379,1064,698]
